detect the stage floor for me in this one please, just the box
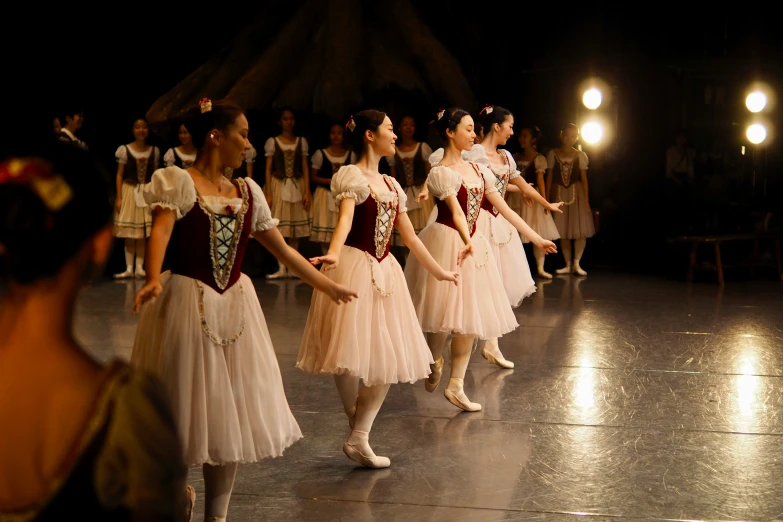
[75,272,783,521]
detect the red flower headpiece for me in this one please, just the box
[199,97,213,113]
[429,109,445,124]
[479,105,494,115]
[0,158,73,212]
[345,115,356,132]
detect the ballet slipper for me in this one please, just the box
[481,340,514,369]
[425,357,444,393]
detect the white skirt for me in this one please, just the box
[310,186,338,243]
[297,246,433,386]
[270,176,311,238]
[113,182,151,239]
[131,271,302,466]
[551,181,595,240]
[520,194,560,242]
[475,210,536,307]
[404,221,518,340]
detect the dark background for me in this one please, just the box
[5,3,782,280]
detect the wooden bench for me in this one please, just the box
[670,233,782,285]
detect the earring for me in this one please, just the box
[210,133,215,139]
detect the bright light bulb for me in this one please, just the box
[581,122,603,144]
[746,92,767,113]
[746,124,767,144]
[582,88,602,110]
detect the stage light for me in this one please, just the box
[581,122,603,144]
[582,88,602,110]
[746,124,767,144]
[746,91,767,113]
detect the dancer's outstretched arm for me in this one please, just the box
[509,177,563,213]
[309,197,354,270]
[484,191,557,254]
[133,208,176,314]
[396,213,462,284]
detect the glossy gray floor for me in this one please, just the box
[76,272,783,521]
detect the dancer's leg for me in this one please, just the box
[203,462,238,520]
[534,247,552,279]
[334,374,361,428]
[573,237,587,276]
[480,336,514,369]
[425,331,449,392]
[114,239,134,278]
[444,334,481,411]
[134,238,146,277]
[344,383,392,468]
[556,239,573,274]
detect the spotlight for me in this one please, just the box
[746,124,767,144]
[582,88,602,110]
[746,91,767,113]
[581,122,603,144]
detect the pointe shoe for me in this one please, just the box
[185,485,195,522]
[343,441,391,469]
[555,265,572,275]
[266,266,287,279]
[481,344,514,369]
[134,266,146,278]
[425,357,444,393]
[444,388,482,412]
[537,268,553,279]
[114,267,133,279]
[573,261,587,276]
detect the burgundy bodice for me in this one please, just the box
[168,179,253,294]
[344,176,399,262]
[522,159,538,184]
[552,152,582,188]
[435,165,484,237]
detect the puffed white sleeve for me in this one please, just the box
[546,149,556,169]
[428,147,444,167]
[310,149,324,170]
[163,148,175,167]
[426,166,462,200]
[477,163,499,194]
[115,146,128,165]
[578,150,589,170]
[264,137,276,157]
[389,177,408,213]
[534,154,548,173]
[505,150,521,180]
[301,137,309,157]
[385,155,395,167]
[141,167,197,219]
[245,144,257,163]
[465,143,490,166]
[245,178,279,232]
[420,142,433,160]
[331,165,370,205]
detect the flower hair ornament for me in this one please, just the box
[0,158,73,213]
[345,115,356,132]
[199,97,213,113]
[429,109,445,124]
[479,105,494,115]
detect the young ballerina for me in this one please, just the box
[0,142,187,521]
[546,123,594,276]
[131,99,357,521]
[164,123,197,170]
[472,106,563,369]
[406,108,557,411]
[309,123,357,252]
[264,107,312,278]
[113,117,160,279]
[297,110,463,469]
[516,124,560,278]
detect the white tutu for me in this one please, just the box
[520,199,560,242]
[475,211,535,307]
[131,271,302,466]
[404,222,518,340]
[298,246,433,385]
[552,181,595,239]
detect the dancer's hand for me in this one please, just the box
[456,243,474,266]
[523,196,533,208]
[548,201,564,214]
[310,253,339,271]
[133,280,162,315]
[437,270,460,286]
[416,187,429,203]
[536,239,557,254]
[326,282,357,304]
[302,191,312,211]
[115,198,122,213]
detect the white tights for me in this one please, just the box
[124,238,145,269]
[203,462,238,519]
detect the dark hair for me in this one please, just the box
[398,115,416,127]
[478,106,513,135]
[561,123,579,134]
[276,105,296,123]
[183,100,245,150]
[475,121,484,136]
[433,107,470,141]
[0,141,112,285]
[520,124,542,148]
[57,104,83,127]
[345,109,387,160]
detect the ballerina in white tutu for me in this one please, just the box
[405,108,557,412]
[471,106,563,369]
[131,98,357,521]
[515,124,561,278]
[297,110,463,469]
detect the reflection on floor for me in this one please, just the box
[75,271,783,521]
